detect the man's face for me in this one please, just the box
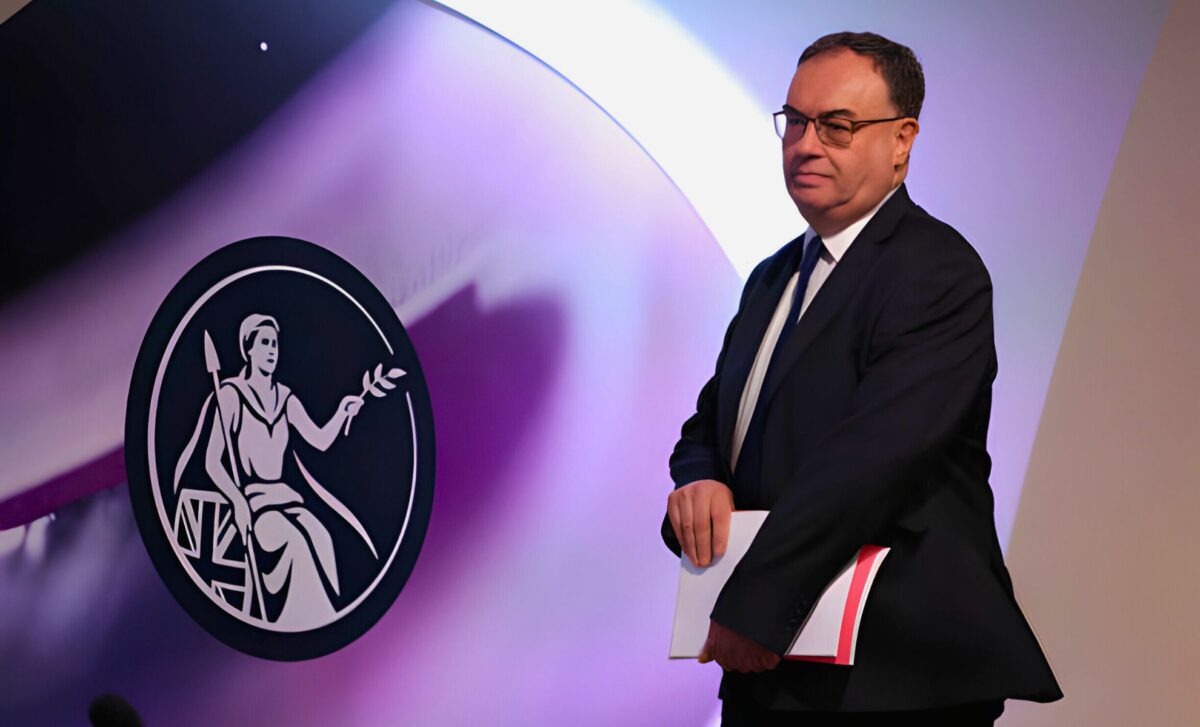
[783,49,913,227]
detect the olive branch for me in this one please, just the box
[343,363,406,435]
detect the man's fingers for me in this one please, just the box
[668,491,698,567]
[736,653,765,673]
[692,490,712,567]
[665,481,735,568]
[711,500,731,559]
[711,620,728,670]
[698,621,716,663]
[705,619,781,673]
[678,491,699,567]
[748,644,779,672]
[667,495,682,553]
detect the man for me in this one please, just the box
[662,32,1062,724]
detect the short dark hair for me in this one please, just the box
[798,32,925,120]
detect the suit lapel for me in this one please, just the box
[715,236,805,463]
[757,184,915,410]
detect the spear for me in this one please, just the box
[204,331,267,620]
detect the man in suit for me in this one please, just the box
[662,32,1062,724]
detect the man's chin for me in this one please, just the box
[789,188,835,216]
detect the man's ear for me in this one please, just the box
[893,118,920,170]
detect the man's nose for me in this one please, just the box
[788,120,825,158]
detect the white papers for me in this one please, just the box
[668,510,889,665]
[669,510,769,659]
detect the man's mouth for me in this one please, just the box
[791,171,827,183]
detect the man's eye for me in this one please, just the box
[785,117,804,126]
[823,120,851,132]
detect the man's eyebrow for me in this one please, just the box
[818,108,856,119]
[781,104,858,118]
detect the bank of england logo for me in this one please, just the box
[126,237,435,660]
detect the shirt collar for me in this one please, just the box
[803,184,900,263]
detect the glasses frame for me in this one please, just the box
[773,108,908,147]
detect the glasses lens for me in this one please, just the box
[775,112,807,140]
[817,118,853,146]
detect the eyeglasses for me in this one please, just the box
[773,108,907,147]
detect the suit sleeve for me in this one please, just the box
[661,261,766,557]
[711,239,996,654]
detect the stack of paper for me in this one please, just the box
[669,510,889,666]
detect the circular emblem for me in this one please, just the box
[126,237,435,660]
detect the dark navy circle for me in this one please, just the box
[126,236,435,660]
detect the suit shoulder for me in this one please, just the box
[887,206,991,284]
[740,236,802,293]
[746,254,773,286]
[756,236,801,275]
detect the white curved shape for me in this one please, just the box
[437,0,801,278]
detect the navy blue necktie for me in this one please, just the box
[734,235,824,490]
[768,234,825,368]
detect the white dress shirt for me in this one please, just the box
[729,186,898,471]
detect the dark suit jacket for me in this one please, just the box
[661,184,1063,710]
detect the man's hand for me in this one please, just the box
[667,479,734,568]
[698,620,781,672]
